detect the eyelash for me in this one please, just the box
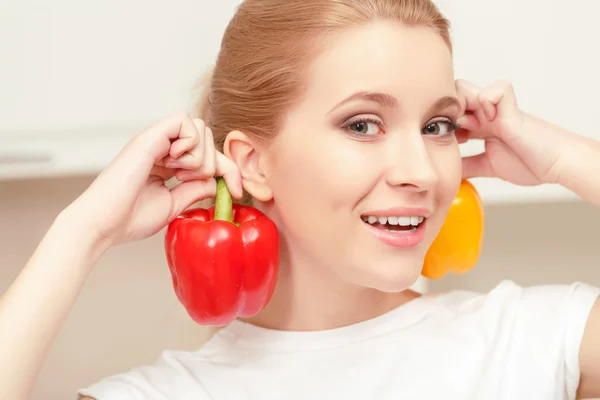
[422,118,460,136]
[343,117,460,137]
[344,117,385,136]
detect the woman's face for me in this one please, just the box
[261,21,462,292]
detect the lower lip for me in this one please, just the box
[362,219,426,248]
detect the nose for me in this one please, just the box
[384,132,438,193]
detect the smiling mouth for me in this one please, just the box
[361,215,425,232]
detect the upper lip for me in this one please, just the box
[361,207,433,218]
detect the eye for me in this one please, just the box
[345,118,384,136]
[422,119,458,136]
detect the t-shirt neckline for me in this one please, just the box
[216,294,440,352]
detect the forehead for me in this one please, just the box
[305,21,455,106]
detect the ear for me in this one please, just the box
[224,130,273,202]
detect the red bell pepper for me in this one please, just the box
[164,177,279,326]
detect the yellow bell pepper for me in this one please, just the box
[422,180,484,279]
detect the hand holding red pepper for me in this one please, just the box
[164,178,279,326]
[69,112,243,247]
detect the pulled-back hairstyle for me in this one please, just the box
[193,0,451,173]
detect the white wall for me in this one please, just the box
[2,176,599,399]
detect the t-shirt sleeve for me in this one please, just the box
[498,281,600,399]
[77,351,212,400]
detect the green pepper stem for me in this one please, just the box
[213,177,233,223]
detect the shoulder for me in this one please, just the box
[428,280,599,398]
[429,279,600,339]
[429,279,599,316]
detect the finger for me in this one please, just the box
[478,95,497,121]
[97,113,204,200]
[201,127,217,178]
[169,136,201,160]
[175,169,211,182]
[215,152,243,200]
[149,165,176,180]
[137,112,202,162]
[169,119,205,161]
[456,80,488,126]
[462,153,496,179]
[456,114,481,135]
[455,79,482,114]
[170,118,204,159]
[167,128,216,181]
[174,129,216,181]
[164,119,206,170]
[154,117,203,165]
[169,178,217,220]
[477,80,519,121]
[455,129,470,144]
[167,144,204,171]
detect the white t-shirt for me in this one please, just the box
[78,280,599,400]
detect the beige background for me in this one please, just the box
[1,176,599,399]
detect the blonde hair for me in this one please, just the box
[192,0,451,173]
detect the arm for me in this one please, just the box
[578,298,600,399]
[543,118,600,398]
[455,81,600,397]
[0,113,241,400]
[557,125,600,398]
[0,209,110,400]
[538,114,600,208]
[527,117,600,398]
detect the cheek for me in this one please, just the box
[430,141,462,205]
[268,133,376,211]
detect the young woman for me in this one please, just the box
[1,0,599,399]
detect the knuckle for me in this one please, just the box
[189,158,204,170]
[189,133,201,147]
[494,79,514,94]
[192,118,206,132]
[204,163,216,177]
[457,79,479,92]
[178,154,203,170]
[455,78,467,88]
[175,170,193,182]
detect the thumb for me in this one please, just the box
[169,178,217,219]
[462,153,496,179]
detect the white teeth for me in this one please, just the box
[362,215,425,226]
[398,216,411,226]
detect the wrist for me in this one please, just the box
[53,205,114,265]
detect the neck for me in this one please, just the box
[243,243,420,332]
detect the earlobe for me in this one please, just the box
[224,130,273,202]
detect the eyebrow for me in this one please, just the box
[328,91,461,115]
[428,96,461,115]
[328,91,398,114]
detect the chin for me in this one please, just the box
[362,259,424,293]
